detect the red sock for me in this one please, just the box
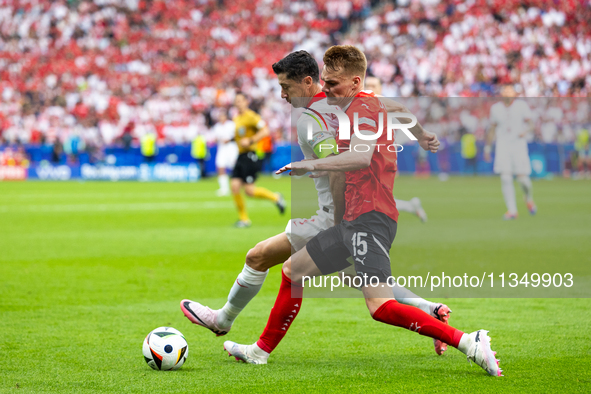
[372,300,464,348]
[256,271,303,353]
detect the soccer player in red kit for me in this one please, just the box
[223,46,502,377]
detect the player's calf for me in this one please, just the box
[365,296,393,316]
[230,178,242,195]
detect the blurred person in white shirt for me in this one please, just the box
[485,85,537,220]
[212,110,238,196]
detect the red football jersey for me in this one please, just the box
[337,91,399,222]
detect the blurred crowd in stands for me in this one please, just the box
[0,0,590,169]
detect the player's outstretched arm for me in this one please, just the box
[377,96,439,153]
[239,123,269,149]
[276,134,375,175]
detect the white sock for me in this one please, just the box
[500,174,517,214]
[395,199,414,214]
[457,333,471,355]
[392,285,434,316]
[517,175,533,202]
[217,264,268,327]
[218,173,229,192]
[251,342,270,358]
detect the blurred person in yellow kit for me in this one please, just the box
[231,93,286,228]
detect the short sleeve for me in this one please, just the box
[251,113,265,129]
[297,111,334,149]
[520,101,533,120]
[489,105,499,125]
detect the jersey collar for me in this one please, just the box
[306,91,326,107]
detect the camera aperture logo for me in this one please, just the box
[305,107,418,153]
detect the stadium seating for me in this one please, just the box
[0,0,590,158]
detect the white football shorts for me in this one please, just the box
[285,210,334,252]
[494,142,531,175]
[215,143,239,170]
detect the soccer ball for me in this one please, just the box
[142,327,189,370]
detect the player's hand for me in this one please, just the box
[484,151,492,162]
[276,160,315,176]
[419,131,440,153]
[239,138,252,148]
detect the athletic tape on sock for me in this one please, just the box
[241,263,269,286]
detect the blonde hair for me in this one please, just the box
[323,45,367,78]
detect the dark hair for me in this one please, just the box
[323,45,367,77]
[272,50,319,83]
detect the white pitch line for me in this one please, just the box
[0,190,219,200]
[0,200,289,213]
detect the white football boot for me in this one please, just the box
[465,330,503,376]
[223,341,269,365]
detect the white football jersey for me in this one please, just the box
[295,95,341,212]
[212,120,236,148]
[489,100,533,147]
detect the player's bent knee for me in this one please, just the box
[245,244,268,271]
[245,247,259,268]
[282,259,292,279]
[246,241,273,270]
[244,185,255,197]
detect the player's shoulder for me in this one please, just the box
[359,90,377,97]
[298,99,335,128]
[233,111,244,122]
[514,99,530,109]
[356,90,380,107]
[490,101,503,113]
[245,109,260,119]
[236,109,256,121]
[307,97,329,112]
[296,110,329,137]
[349,90,383,116]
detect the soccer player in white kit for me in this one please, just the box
[181,51,451,355]
[212,110,238,196]
[485,85,537,219]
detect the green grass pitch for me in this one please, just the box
[1,176,590,393]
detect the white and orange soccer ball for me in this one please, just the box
[142,327,189,370]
